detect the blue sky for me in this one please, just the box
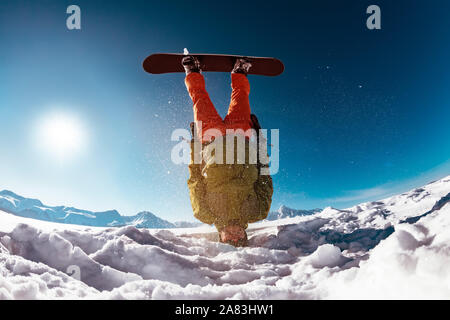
[0,0,449,221]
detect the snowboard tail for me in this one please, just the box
[143,53,284,76]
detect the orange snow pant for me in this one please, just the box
[185,72,253,142]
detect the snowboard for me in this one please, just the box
[142,53,284,76]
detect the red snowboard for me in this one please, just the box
[143,53,284,77]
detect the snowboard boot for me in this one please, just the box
[219,225,248,247]
[232,57,252,75]
[182,55,201,75]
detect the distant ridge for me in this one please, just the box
[0,189,319,229]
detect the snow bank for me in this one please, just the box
[323,202,450,299]
[0,175,449,299]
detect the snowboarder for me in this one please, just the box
[183,55,273,246]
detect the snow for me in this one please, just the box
[309,244,343,268]
[0,175,449,299]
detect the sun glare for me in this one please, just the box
[36,112,87,160]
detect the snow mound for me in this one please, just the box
[0,175,449,299]
[309,244,343,268]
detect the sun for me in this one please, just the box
[36,112,87,160]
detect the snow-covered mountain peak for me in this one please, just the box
[0,189,45,212]
[122,211,175,229]
[0,189,24,199]
[266,205,321,221]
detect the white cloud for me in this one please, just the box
[326,186,389,203]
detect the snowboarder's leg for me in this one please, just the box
[185,72,225,142]
[223,72,252,135]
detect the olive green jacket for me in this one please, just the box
[187,135,273,231]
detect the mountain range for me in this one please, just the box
[0,190,182,228]
[266,205,321,220]
[0,190,315,228]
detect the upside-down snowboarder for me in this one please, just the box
[182,56,273,246]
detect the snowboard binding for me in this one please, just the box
[182,55,202,74]
[232,57,252,75]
